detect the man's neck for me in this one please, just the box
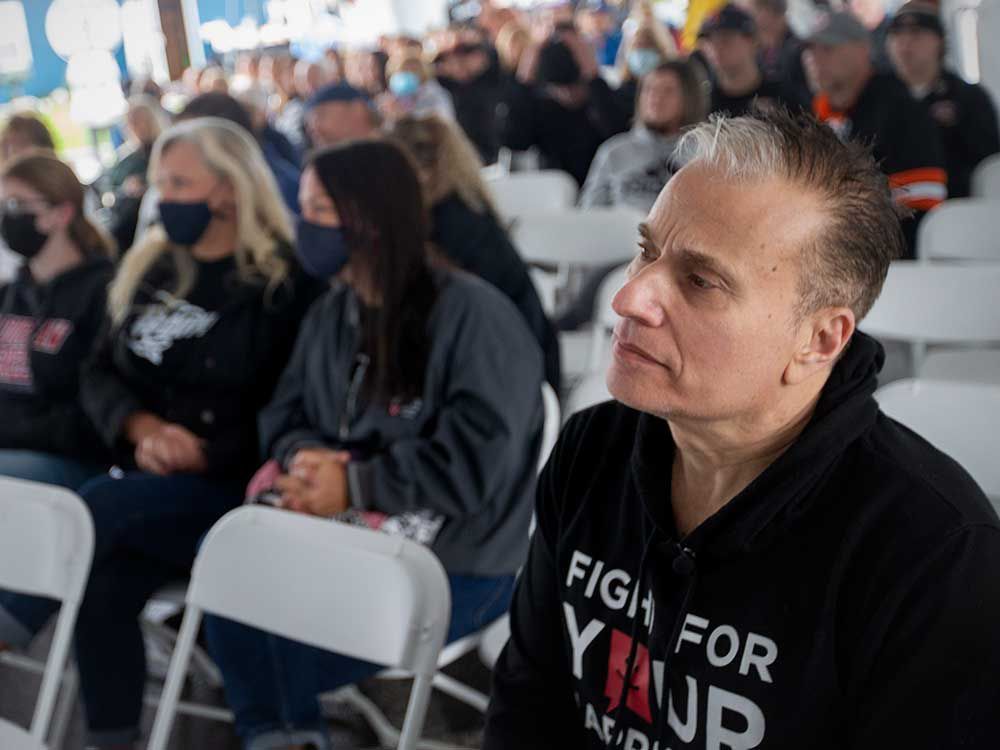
[668,388,824,537]
[828,66,873,111]
[718,64,762,98]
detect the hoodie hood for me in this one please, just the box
[630,332,884,563]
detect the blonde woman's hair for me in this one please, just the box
[388,114,498,215]
[108,117,294,325]
[617,22,679,83]
[386,50,433,83]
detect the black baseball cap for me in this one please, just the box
[889,1,945,36]
[699,4,757,38]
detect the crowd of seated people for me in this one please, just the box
[0,0,997,747]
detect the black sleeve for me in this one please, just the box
[500,80,539,152]
[881,96,948,256]
[849,524,1000,748]
[79,318,144,453]
[586,77,631,140]
[484,415,587,749]
[958,84,1000,169]
[0,401,104,460]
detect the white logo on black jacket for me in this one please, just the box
[127,290,219,365]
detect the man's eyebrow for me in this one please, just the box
[638,222,656,244]
[677,248,741,290]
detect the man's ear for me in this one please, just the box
[783,306,856,386]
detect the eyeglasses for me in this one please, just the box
[0,196,49,216]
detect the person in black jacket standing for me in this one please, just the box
[0,151,115,487]
[0,118,321,748]
[502,26,630,186]
[389,113,561,389]
[203,138,544,750]
[887,1,1000,198]
[484,109,1000,749]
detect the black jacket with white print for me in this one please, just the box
[81,248,322,480]
[0,258,113,462]
[485,332,1000,749]
[259,267,545,576]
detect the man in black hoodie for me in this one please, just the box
[485,108,1000,749]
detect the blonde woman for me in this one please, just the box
[615,23,680,119]
[378,49,455,121]
[0,117,322,749]
[389,114,560,388]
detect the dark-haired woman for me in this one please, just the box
[204,138,544,750]
[0,151,115,487]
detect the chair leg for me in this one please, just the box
[49,664,77,750]
[429,672,489,713]
[331,685,470,750]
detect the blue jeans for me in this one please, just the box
[205,573,516,750]
[0,449,105,490]
[0,451,106,646]
[0,470,243,748]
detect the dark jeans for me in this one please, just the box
[205,573,516,750]
[0,470,242,747]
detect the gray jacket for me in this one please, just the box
[259,268,544,576]
[578,124,681,214]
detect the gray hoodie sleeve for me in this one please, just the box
[578,141,614,208]
[347,282,543,520]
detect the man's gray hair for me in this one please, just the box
[676,108,904,320]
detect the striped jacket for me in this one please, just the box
[814,73,947,257]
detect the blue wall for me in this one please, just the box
[1,0,268,105]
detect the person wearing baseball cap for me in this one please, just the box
[303,82,380,149]
[888,1,999,198]
[699,3,806,115]
[807,10,946,256]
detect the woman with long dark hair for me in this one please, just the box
[205,138,544,750]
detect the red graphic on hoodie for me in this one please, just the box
[0,315,35,389]
[33,319,72,353]
[604,628,653,724]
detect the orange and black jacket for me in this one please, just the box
[815,73,947,257]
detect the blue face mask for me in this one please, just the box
[627,48,662,78]
[159,200,214,246]
[389,71,421,98]
[295,217,351,280]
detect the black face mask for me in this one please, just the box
[0,211,49,259]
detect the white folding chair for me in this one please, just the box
[972,153,1000,198]
[340,383,562,745]
[875,378,1000,504]
[485,169,578,219]
[920,349,1000,384]
[564,371,614,420]
[0,478,94,750]
[916,198,1000,261]
[586,263,629,371]
[146,506,451,750]
[859,260,1000,372]
[510,207,642,315]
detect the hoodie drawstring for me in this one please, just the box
[610,527,657,748]
[610,539,699,748]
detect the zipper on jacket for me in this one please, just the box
[339,352,370,441]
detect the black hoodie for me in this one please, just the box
[0,258,113,463]
[485,333,1000,749]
